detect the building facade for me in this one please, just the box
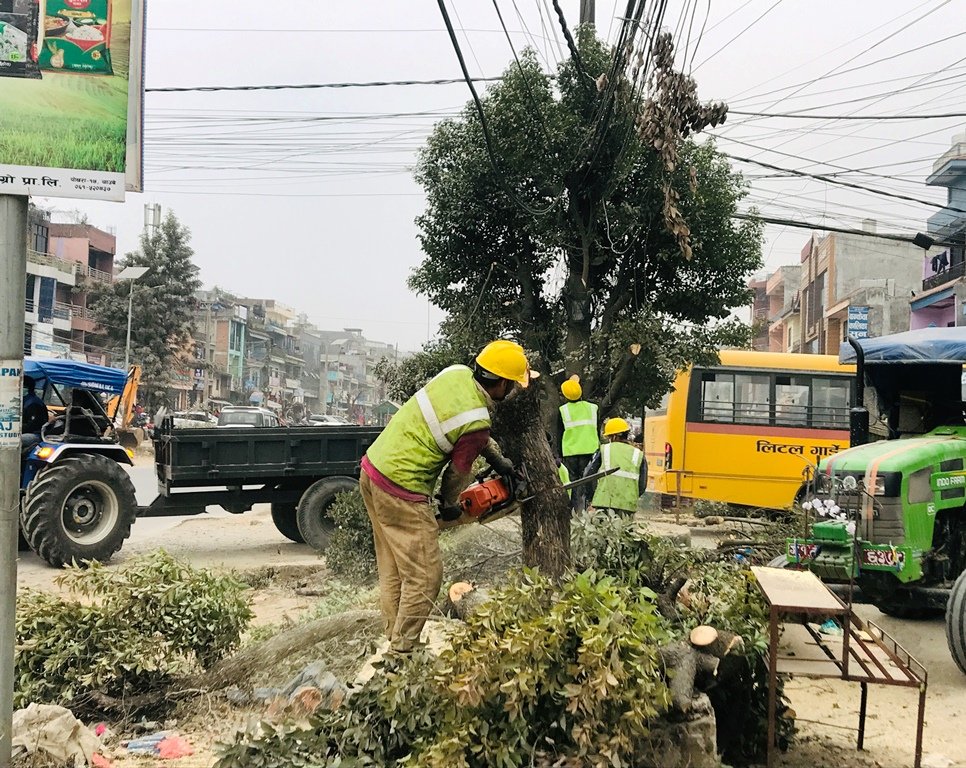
[910,131,966,329]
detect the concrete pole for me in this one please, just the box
[124,279,134,371]
[0,194,28,767]
[580,0,595,26]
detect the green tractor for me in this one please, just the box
[785,327,966,674]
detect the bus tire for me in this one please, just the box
[270,502,304,543]
[22,454,137,568]
[946,570,966,675]
[296,476,358,553]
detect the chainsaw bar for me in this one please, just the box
[517,467,617,504]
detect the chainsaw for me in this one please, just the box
[438,465,617,529]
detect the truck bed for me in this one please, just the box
[154,424,382,490]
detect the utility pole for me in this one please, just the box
[580,0,595,26]
[0,193,28,768]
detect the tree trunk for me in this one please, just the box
[492,382,572,580]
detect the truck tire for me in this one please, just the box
[297,476,358,552]
[947,569,966,675]
[22,454,137,568]
[270,502,305,543]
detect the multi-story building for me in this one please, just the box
[764,265,801,353]
[747,275,770,350]
[240,299,303,414]
[48,222,116,363]
[25,212,76,360]
[910,131,966,329]
[193,290,249,406]
[797,224,925,353]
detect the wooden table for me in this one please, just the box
[751,566,927,768]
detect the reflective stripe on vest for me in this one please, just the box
[365,365,491,495]
[592,441,644,512]
[559,400,600,456]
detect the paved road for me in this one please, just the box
[17,465,324,589]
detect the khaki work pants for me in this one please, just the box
[359,472,443,651]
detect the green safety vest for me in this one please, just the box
[559,400,600,456]
[558,461,571,498]
[592,441,644,513]
[366,365,491,496]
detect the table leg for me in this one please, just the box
[857,682,867,750]
[915,684,926,768]
[767,608,779,768]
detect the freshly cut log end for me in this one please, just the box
[689,625,718,648]
[444,582,493,621]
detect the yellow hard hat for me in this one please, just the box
[560,379,582,401]
[603,417,631,437]
[475,340,530,386]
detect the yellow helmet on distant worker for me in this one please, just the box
[475,340,530,385]
[560,379,582,401]
[603,417,631,437]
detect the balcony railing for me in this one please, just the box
[922,261,965,291]
[53,302,73,321]
[81,265,112,284]
[27,249,77,277]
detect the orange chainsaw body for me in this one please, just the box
[458,477,513,518]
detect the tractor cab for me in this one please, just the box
[19,358,138,568]
[785,327,966,674]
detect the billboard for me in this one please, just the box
[0,0,144,201]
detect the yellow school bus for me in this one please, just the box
[644,350,855,510]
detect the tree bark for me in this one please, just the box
[492,382,572,580]
[197,610,381,691]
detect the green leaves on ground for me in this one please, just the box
[16,551,252,711]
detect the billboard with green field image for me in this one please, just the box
[0,0,143,201]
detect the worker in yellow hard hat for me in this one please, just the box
[578,417,647,515]
[557,376,600,509]
[360,339,529,652]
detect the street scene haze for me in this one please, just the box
[2,2,966,767]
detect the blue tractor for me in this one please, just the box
[20,358,137,567]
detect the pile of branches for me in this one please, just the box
[216,513,793,767]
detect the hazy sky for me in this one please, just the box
[38,0,966,350]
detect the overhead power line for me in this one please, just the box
[724,153,964,215]
[146,77,504,93]
[733,213,957,247]
[729,110,966,121]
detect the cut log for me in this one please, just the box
[689,625,718,648]
[198,609,381,691]
[443,582,493,621]
[659,640,698,713]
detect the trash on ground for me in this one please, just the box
[11,703,100,768]
[819,618,844,636]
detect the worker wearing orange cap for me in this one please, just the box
[361,340,530,651]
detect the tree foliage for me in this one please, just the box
[90,210,201,406]
[408,30,762,415]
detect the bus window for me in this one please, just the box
[812,377,850,428]
[735,374,770,424]
[701,374,735,422]
[775,376,809,426]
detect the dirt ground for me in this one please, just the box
[14,508,966,768]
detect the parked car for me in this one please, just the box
[217,406,282,428]
[171,410,218,429]
[307,413,350,426]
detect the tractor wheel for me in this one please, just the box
[946,569,966,675]
[17,525,30,552]
[296,476,358,552]
[22,454,137,568]
[270,502,304,543]
[872,597,932,620]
